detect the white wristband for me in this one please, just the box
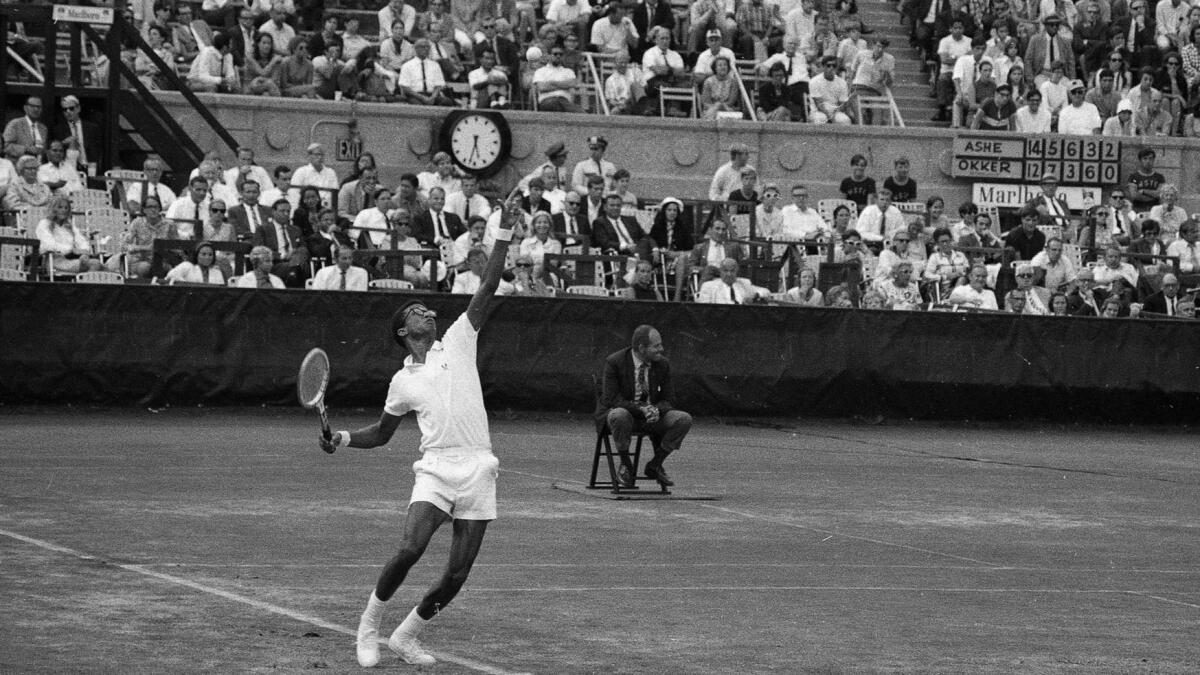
[494,228,513,242]
[334,430,350,448]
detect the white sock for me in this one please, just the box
[396,607,431,638]
[360,591,386,629]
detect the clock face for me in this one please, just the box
[449,114,504,171]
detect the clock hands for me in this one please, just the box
[468,135,480,164]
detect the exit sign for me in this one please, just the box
[336,137,362,162]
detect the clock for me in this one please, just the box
[438,110,512,178]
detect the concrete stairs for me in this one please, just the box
[854,0,950,128]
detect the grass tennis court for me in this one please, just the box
[2,408,1197,674]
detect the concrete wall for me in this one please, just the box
[160,93,1197,211]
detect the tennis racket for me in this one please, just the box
[297,348,333,450]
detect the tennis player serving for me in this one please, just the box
[320,195,522,668]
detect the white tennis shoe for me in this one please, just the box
[388,628,437,665]
[356,624,381,668]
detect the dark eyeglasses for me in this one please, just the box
[937,238,952,244]
[1109,57,1122,61]
[63,105,78,111]
[550,51,564,55]
[1016,273,1033,278]
[1168,61,1181,65]
[1110,194,1125,199]
[515,262,533,267]
[894,237,910,242]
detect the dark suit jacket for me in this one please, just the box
[1141,290,1181,315]
[52,118,101,167]
[227,202,273,241]
[305,230,357,263]
[1066,287,1106,316]
[226,25,257,68]
[474,35,520,79]
[591,214,646,254]
[632,0,676,57]
[687,240,745,269]
[594,347,676,432]
[551,211,592,238]
[412,209,465,247]
[254,219,309,263]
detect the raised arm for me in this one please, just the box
[466,193,521,330]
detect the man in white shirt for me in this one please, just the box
[932,19,971,122]
[311,247,369,291]
[259,5,296,57]
[545,0,592,40]
[604,52,645,115]
[466,48,509,109]
[352,188,395,248]
[260,165,298,213]
[124,158,176,213]
[166,177,213,240]
[290,143,339,209]
[808,56,852,124]
[1014,89,1053,133]
[641,26,687,101]
[1056,79,1103,134]
[696,257,769,303]
[223,147,274,196]
[783,0,816,45]
[589,3,638,58]
[397,39,456,106]
[693,29,737,83]
[777,184,827,240]
[444,174,493,222]
[951,37,992,127]
[708,143,754,202]
[1030,236,1078,291]
[571,136,617,195]
[187,32,239,93]
[532,43,582,112]
[1166,220,1200,273]
[37,141,84,194]
[855,186,905,242]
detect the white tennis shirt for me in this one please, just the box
[385,313,492,456]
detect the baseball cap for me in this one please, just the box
[1117,99,1133,113]
[706,29,722,39]
[1067,79,1086,91]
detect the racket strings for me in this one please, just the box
[298,352,329,406]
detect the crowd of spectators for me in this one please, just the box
[38,0,909,122]
[909,0,1200,134]
[3,100,1196,318]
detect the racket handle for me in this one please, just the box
[317,401,332,442]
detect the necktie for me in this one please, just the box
[1049,37,1056,66]
[30,119,41,146]
[74,122,87,165]
[278,223,290,256]
[437,212,446,239]
[421,60,428,93]
[193,202,201,236]
[339,269,347,290]
[1169,297,1175,315]
[666,222,674,248]
[729,284,739,304]
[636,363,648,402]
[248,205,260,233]
[614,219,632,249]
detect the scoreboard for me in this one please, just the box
[951,135,1120,185]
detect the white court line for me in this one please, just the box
[1126,591,1200,609]
[0,528,531,675]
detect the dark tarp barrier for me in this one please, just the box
[2,282,1199,423]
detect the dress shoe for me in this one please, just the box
[617,464,635,488]
[645,463,674,487]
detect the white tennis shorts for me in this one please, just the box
[410,452,499,521]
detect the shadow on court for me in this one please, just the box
[1,408,1197,674]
